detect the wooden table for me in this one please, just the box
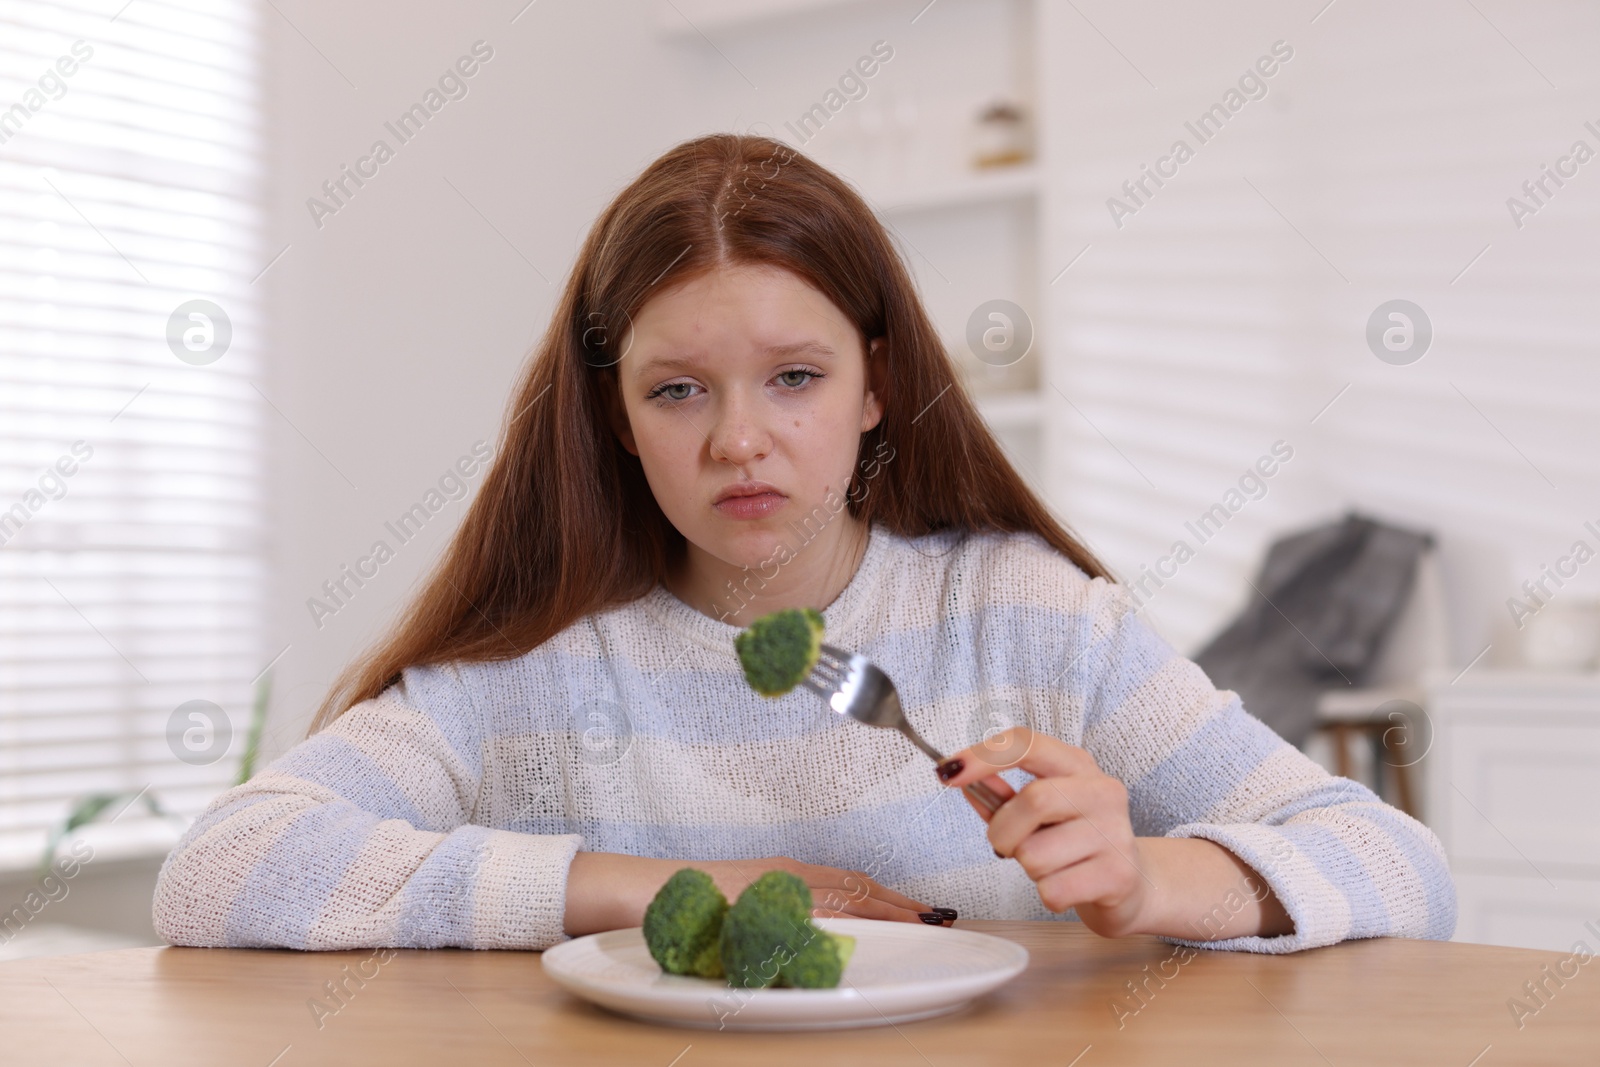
[1,921,1593,1065]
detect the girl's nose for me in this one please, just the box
[707,397,772,466]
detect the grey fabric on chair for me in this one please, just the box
[1192,513,1433,748]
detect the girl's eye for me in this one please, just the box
[777,369,820,388]
[646,382,696,402]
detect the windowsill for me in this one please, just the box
[0,817,188,878]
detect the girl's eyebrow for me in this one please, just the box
[764,340,835,360]
[635,354,700,375]
[635,340,834,376]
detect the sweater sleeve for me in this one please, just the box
[150,661,584,951]
[1073,578,1457,953]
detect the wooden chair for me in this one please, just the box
[1311,547,1448,820]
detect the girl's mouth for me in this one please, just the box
[713,491,787,519]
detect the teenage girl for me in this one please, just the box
[153,134,1454,954]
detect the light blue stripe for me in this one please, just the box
[1276,821,1392,935]
[270,736,430,829]
[393,825,489,946]
[225,803,377,948]
[1339,803,1457,939]
[1129,697,1282,836]
[394,662,483,776]
[1076,607,1180,733]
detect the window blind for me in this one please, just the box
[0,0,264,868]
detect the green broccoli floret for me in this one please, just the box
[734,607,825,697]
[779,926,856,989]
[642,868,728,978]
[719,869,855,989]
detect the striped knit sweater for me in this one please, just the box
[151,523,1457,954]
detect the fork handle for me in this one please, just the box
[962,780,1007,818]
[897,725,1009,819]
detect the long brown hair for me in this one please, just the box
[309,132,1112,732]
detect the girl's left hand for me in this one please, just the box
[935,726,1154,938]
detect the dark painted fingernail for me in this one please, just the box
[919,912,946,925]
[935,758,964,783]
[932,907,958,920]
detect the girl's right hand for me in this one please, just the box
[693,855,935,924]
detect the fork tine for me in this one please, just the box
[799,674,838,702]
[809,654,843,683]
[818,643,850,666]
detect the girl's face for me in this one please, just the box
[607,262,884,572]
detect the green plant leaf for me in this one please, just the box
[234,668,272,786]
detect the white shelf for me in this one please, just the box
[655,0,884,37]
[975,388,1044,429]
[1422,666,1600,702]
[863,164,1039,216]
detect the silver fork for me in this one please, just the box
[801,643,1007,818]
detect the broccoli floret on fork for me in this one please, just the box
[733,607,825,697]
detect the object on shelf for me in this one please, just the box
[970,99,1032,169]
[957,354,1037,396]
[1519,599,1600,671]
[951,302,1038,395]
[871,164,1038,215]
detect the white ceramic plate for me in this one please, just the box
[541,917,1029,1031]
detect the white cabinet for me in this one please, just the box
[1425,670,1600,952]
[1453,873,1600,955]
